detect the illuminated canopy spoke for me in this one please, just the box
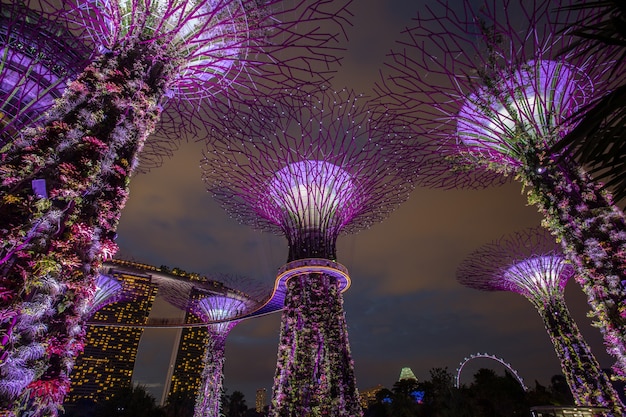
[457,60,591,163]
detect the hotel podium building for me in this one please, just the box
[66,262,159,404]
[163,298,208,404]
[65,260,215,407]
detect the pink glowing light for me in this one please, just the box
[0,3,92,141]
[87,273,123,316]
[268,160,355,229]
[192,294,250,334]
[457,60,592,163]
[502,255,573,296]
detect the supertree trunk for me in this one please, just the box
[521,153,626,379]
[533,296,623,415]
[195,333,227,417]
[271,273,362,417]
[0,41,174,415]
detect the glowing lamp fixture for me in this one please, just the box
[193,295,248,333]
[502,255,572,297]
[457,60,590,158]
[100,0,240,89]
[268,160,354,228]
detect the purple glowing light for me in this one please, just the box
[96,0,241,95]
[86,273,123,316]
[268,160,355,229]
[192,294,250,334]
[457,227,575,298]
[68,0,351,103]
[202,87,417,261]
[457,228,625,415]
[457,60,591,163]
[374,0,626,382]
[502,255,573,296]
[0,3,91,141]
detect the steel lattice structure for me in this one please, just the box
[457,228,624,416]
[159,274,267,417]
[86,273,123,316]
[66,0,355,172]
[202,87,416,417]
[0,1,93,145]
[455,353,527,391]
[0,1,353,414]
[374,0,626,379]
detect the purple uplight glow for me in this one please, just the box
[84,273,123,317]
[90,0,242,99]
[268,160,356,230]
[202,87,415,416]
[190,292,255,417]
[158,274,266,417]
[457,228,624,416]
[375,0,626,379]
[192,294,251,334]
[501,256,572,298]
[203,87,416,261]
[0,1,92,143]
[457,60,592,166]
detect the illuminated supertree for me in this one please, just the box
[374,0,626,377]
[0,0,352,414]
[457,227,624,416]
[202,87,416,417]
[159,274,267,417]
[0,2,92,144]
[86,272,123,316]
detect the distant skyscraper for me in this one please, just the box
[398,367,418,382]
[65,262,158,405]
[256,388,267,413]
[164,296,207,404]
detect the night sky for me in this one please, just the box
[110,0,615,405]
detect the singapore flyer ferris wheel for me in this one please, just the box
[455,353,528,391]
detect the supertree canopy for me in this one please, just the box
[0,1,92,145]
[0,0,353,414]
[86,273,123,316]
[202,87,417,417]
[159,274,267,417]
[374,0,626,378]
[457,227,624,416]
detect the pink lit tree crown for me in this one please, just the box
[202,87,417,261]
[374,0,620,187]
[0,1,93,144]
[62,0,355,171]
[457,228,574,301]
[375,0,626,379]
[457,228,624,416]
[0,0,352,414]
[85,273,123,316]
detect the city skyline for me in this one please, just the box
[112,0,620,406]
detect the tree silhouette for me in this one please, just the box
[223,390,248,417]
[93,385,164,417]
[162,391,194,417]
